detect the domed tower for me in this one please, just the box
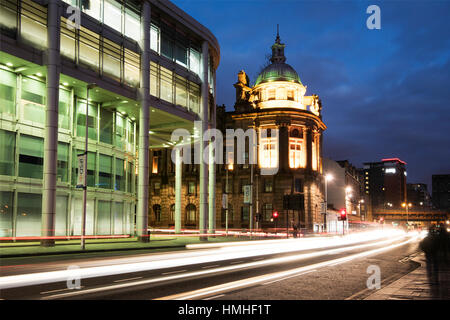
[225,30,327,232]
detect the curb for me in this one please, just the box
[0,244,187,259]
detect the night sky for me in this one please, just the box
[172,0,450,192]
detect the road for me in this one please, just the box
[0,230,424,300]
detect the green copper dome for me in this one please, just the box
[254,62,302,86]
[254,30,301,86]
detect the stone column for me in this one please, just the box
[278,124,289,172]
[41,0,61,247]
[199,41,209,237]
[136,1,151,242]
[175,147,182,233]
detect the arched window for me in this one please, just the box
[185,204,196,223]
[153,204,161,222]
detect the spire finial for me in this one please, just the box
[276,24,280,43]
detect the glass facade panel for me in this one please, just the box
[16,193,41,237]
[99,154,112,189]
[99,108,113,144]
[59,88,71,130]
[81,0,102,21]
[97,200,111,235]
[0,130,15,176]
[124,9,140,41]
[79,26,100,71]
[160,67,173,103]
[161,32,173,60]
[21,77,45,125]
[60,17,76,60]
[150,24,160,53]
[19,135,44,179]
[115,158,125,191]
[175,75,187,108]
[126,161,133,193]
[0,0,18,35]
[150,62,159,97]
[0,191,13,237]
[104,0,122,33]
[55,195,68,236]
[188,81,200,114]
[103,38,121,81]
[189,48,200,75]
[57,142,69,182]
[115,113,126,148]
[76,101,98,140]
[20,0,47,49]
[0,69,16,116]
[113,202,123,234]
[70,197,94,235]
[175,40,188,68]
[124,49,140,86]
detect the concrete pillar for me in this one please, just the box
[175,147,182,233]
[208,65,217,234]
[137,1,151,242]
[199,41,209,237]
[41,0,61,247]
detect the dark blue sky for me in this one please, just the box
[172,0,450,191]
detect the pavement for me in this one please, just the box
[364,252,450,300]
[0,235,250,259]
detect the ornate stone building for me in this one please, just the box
[148,32,327,233]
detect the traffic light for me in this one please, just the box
[272,211,279,219]
[339,208,347,221]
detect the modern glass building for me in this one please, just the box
[0,0,220,244]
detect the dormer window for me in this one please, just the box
[287,90,294,101]
[268,89,276,101]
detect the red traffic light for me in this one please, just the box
[272,211,279,219]
[339,209,347,220]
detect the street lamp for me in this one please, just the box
[323,174,333,233]
[402,202,412,227]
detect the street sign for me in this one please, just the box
[243,185,252,204]
[76,154,86,188]
[222,194,228,209]
[321,202,327,214]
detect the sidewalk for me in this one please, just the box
[0,235,249,259]
[365,253,450,300]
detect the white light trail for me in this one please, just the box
[0,230,411,293]
[37,233,418,300]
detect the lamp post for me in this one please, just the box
[402,202,412,228]
[81,83,97,250]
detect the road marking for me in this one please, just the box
[262,269,317,285]
[202,265,220,269]
[203,294,225,300]
[162,269,187,275]
[230,260,245,265]
[253,257,264,261]
[40,287,84,295]
[114,277,143,283]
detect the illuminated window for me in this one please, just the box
[124,8,140,41]
[259,130,278,169]
[104,0,122,33]
[287,90,294,101]
[189,48,201,75]
[264,179,273,193]
[188,181,196,195]
[160,66,173,103]
[267,89,276,101]
[152,156,159,174]
[150,24,160,53]
[289,138,302,169]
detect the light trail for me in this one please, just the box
[0,230,413,293]
[157,233,421,300]
[37,232,417,300]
